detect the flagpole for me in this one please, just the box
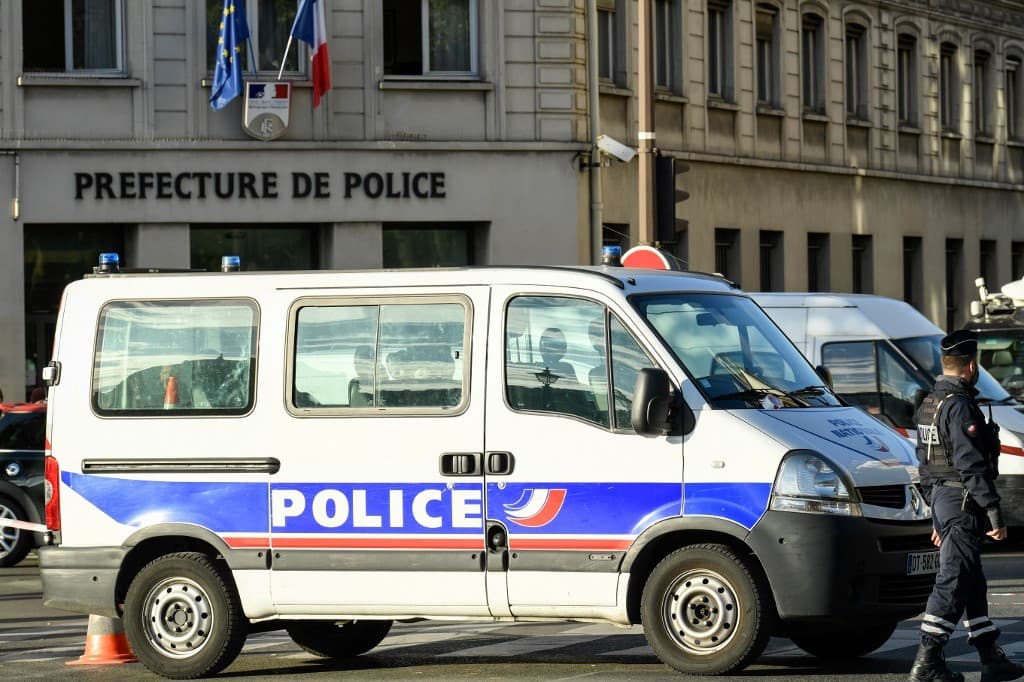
[277,35,294,81]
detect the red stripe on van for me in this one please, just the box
[1001,444,1024,457]
[260,537,484,550]
[510,539,632,551]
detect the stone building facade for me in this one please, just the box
[0,0,1022,399]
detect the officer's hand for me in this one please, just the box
[931,528,941,548]
[987,526,1008,541]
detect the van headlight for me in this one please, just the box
[770,450,862,517]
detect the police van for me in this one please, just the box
[39,262,934,679]
[751,292,1024,528]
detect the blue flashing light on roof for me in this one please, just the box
[601,245,623,267]
[97,252,120,273]
[221,255,241,272]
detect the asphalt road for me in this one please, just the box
[3,547,1024,681]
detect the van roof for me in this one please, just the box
[73,266,738,296]
[751,292,942,339]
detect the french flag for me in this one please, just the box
[290,0,330,107]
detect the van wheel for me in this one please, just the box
[124,552,246,679]
[286,619,393,658]
[0,495,32,568]
[789,621,897,659]
[641,544,770,675]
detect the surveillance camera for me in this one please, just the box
[596,134,637,163]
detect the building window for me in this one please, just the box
[1007,57,1021,140]
[852,234,873,294]
[807,232,829,292]
[897,34,917,125]
[755,4,778,108]
[940,43,958,132]
[714,228,740,286]
[653,0,679,92]
[23,0,124,73]
[1012,241,1024,281]
[802,13,825,113]
[205,0,301,74]
[845,23,868,120]
[383,0,478,77]
[708,1,733,100]
[980,239,998,290]
[596,0,623,84]
[975,50,991,137]
[759,230,783,291]
[190,224,319,271]
[946,238,963,331]
[383,224,476,267]
[903,236,923,309]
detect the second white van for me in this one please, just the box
[753,292,1024,527]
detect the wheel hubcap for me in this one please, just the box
[0,505,20,555]
[661,568,739,655]
[142,577,213,658]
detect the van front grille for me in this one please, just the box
[878,574,935,605]
[858,485,907,509]
[878,534,935,552]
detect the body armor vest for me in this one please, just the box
[915,387,960,480]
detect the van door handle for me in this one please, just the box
[439,452,481,476]
[485,451,515,476]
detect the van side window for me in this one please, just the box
[505,296,652,428]
[292,299,467,412]
[821,340,927,429]
[609,316,656,431]
[92,300,258,415]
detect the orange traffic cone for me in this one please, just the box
[163,375,178,409]
[66,614,138,666]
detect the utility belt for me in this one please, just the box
[933,479,977,512]
[934,480,964,489]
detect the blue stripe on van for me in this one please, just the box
[682,482,772,530]
[61,471,269,533]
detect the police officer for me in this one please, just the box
[909,330,1024,682]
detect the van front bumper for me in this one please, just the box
[38,546,126,619]
[996,473,1024,527]
[747,510,935,625]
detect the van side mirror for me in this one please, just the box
[815,365,833,390]
[632,368,684,437]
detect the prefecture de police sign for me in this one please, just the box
[243,81,291,141]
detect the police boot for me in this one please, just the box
[979,644,1024,682]
[909,640,964,682]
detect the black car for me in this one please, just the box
[0,402,45,567]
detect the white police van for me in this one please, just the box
[751,292,1024,528]
[39,261,933,678]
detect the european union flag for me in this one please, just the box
[209,0,251,110]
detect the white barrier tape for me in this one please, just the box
[0,517,47,533]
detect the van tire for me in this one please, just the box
[641,544,770,675]
[124,552,246,679]
[285,619,393,658]
[0,495,32,568]
[789,621,897,659]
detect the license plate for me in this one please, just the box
[907,550,940,576]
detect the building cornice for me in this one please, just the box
[880,0,1024,32]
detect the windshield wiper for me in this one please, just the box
[789,385,829,397]
[714,387,808,407]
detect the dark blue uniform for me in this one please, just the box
[916,375,1002,648]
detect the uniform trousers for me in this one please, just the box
[920,485,999,647]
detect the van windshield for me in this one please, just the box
[634,293,841,409]
[894,334,1014,404]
